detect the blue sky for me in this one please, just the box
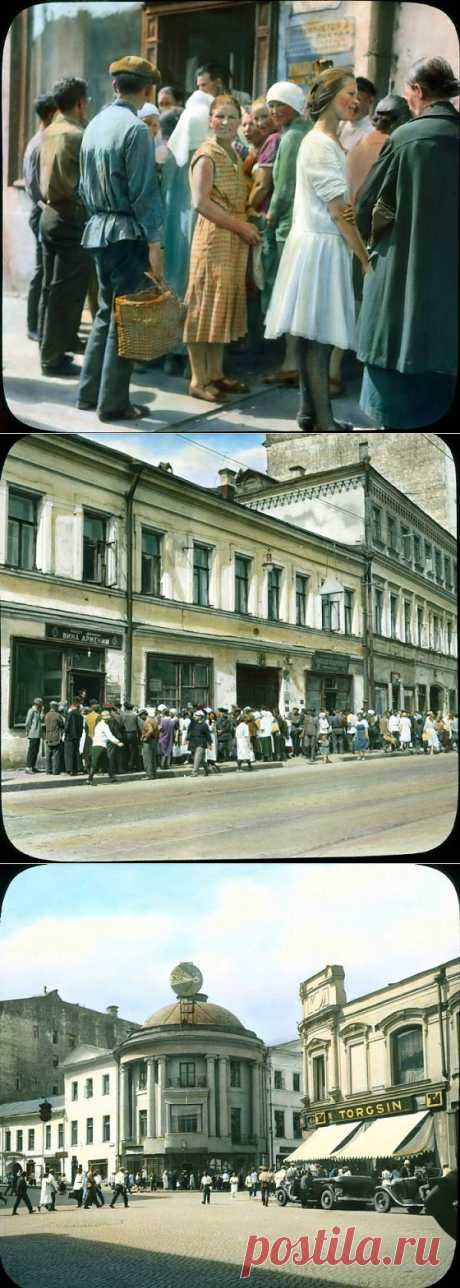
[75,431,268,487]
[1,864,458,1044]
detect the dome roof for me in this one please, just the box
[142,999,248,1033]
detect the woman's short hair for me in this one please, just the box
[407,57,460,99]
[209,94,242,118]
[308,65,355,120]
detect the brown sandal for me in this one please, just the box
[189,383,227,403]
[214,377,250,393]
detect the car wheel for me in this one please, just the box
[320,1189,335,1211]
[374,1190,392,1213]
[277,1189,287,1206]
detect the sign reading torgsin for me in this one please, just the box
[45,623,123,649]
[305,1089,445,1128]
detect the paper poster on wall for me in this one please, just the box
[287,10,355,84]
[292,2,341,12]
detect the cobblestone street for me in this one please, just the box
[0,1190,455,1288]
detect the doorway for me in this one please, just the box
[68,669,106,705]
[429,684,444,713]
[236,663,280,711]
[155,3,256,97]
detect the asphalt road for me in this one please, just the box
[0,1188,454,1288]
[3,756,457,862]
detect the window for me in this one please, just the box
[392,1027,424,1085]
[169,1104,202,1133]
[447,621,453,654]
[293,1112,302,1139]
[293,1073,300,1092]
[193,544,211,606]
[7,487,38,570]
[71,1081,78,1101]
[53,1057,59,1068]
[102,1074,110,1096]
[12,640,63,727]
[371,506,382,543]
[374,589,383,635]
[445,556,453,589]
[68,1036,76,1050]
[296,574,309,626]
[350,1042,367,1092]
[414,535,422,568]
[71,1121,78,1146]
[390,594,399,639]
[387,515,398,554]
[404,601,412,644]
[267,566,281,620]
[146,654,212,711]
[17,1130,23,1151]
[141,529,162,596]
[85,1078,93,1099]
[16,1076,21,1090]
[401,527,411,561]
[433,616,440,650]
[58,1123,64,1149]
[454,563,457,593]
[274,1070,283,1090]
[52,1085,58,1096]
[139,1110,147,1139]
[425,542,433,576]
[435,550,443,583]
[28,1129,35,1150]
[179,1062,196,1088]
[86,1118,94,1144]
[235,555,250,614]
[138,1064,147,1090]
[52,1030,58,1044]
[83,511,107,584]
[33,1024,39,1039]
[231,1107,242,1143]
[103,1114,111,1142]
[45,1125,51,1149]
[312,1055,326,1101]
[274,1110,285,1138]
[417,606,424,647]
[344,589,353,636]
[230,1061,241,1088]
[5,1131,11,1151]
[322,594,340,632]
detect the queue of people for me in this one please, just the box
[22,50,458,429]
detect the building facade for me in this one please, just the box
[0,988,139,1104]
[0,1095,65,1183]
[1,433,368,766]
[237,445,458,715]
[61,1046,118,1182]
[298,958,460,1171]
[267,1039,304,1167]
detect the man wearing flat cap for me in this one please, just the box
[77,56,164,422]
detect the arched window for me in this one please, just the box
[391,1026,424,1086]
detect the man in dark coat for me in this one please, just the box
[44,701,64,774]
[187,711,212,777]
[64,700,84,775]
[355,57,459,429]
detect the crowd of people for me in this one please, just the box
[22,50,458,427]
[23,695,458,781]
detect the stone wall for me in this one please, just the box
[265,433,456,536]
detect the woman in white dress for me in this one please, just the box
[265,66,370,433]
[235,717,255,770]
[399,711,413,751]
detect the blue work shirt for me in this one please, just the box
[79,99,164,248]
[23,128,42,205]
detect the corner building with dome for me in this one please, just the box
[116,964,268,1180]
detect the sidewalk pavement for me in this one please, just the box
[2,293,375,434]
[1,749,427,791]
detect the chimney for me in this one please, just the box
[217,468,237,500]
[359,441,370,463]
[106,1005,119,1017]
[158,461,173,473]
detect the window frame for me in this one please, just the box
[391,1025,424,1087]
[293,1111,302,1139]
[102,1073,110,1096]
[274,1109,285,1138]
[45,1124,51,1149]
[293,1072,300,1092]
[141,526,163,597]
[86,1117,94,1145]
[374,587,383,635]
[193,543,212,607]
[267,565,281,621]
[71,1121,78,1146]
[295,573,309,627]
[322,592,341,633]
[230,1060,241,1088]
[312,1054,326,1102]
[234,554,251,615]
[179,1061,196,1089]
[7,485,39,572]
[344,588,353,636]
[102,1114,111,1142]
[82,509,108,586]
[28,1128,35,1150]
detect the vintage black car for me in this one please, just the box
[373,1176,427,1214]
[277,1171,426,1214]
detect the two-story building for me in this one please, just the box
[0,1094,65,1183]
[267,1039,303,1167]
[294,958,459,1172]
[1,433,368,766]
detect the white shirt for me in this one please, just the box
[388,714,401,733]
[338,115,375,152]
[114,1169,125,1186]
[259,711,274,737]
[201,1174,212,1187]
[92,718,123,749]
[399,716,412,741]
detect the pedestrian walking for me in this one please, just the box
[110,1168,129,1208]
[187,711,212,777]
[38,1169,58,1211]
[141,708,160,778]
[63,698,84,775]
[120,703,143,771]
[23,92,56,341]
[12,1171,35,1215]
[329,710,344,755]
[216,708,234,761]
[93,1171,105,1205]
[318,711,332,763]
[388,711,401,748]
[423,713,440,756]
[25,697,44,773]
[205,711,221,772]
[230,1172,239,1197]
[77,55,164,423]
[354,712,369,760]
[235,714,255,770]
[302,709,318,763]
[71,1166,84,1206]
[158,709,176,769]
[258,708,274,761]
[86,709,124,784]
[201,1172,212,1204]
[259,1166,273,1206]
[399,711,413,752]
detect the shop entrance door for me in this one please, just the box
[430,684,444,713]
[236,663,280,711]
[68,669,106,705]
[143,2,264,98]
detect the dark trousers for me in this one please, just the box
[84,1188,102,1208]
[26,738,41,769]
[64,739,80,774]
[126,731,140,771]
[331,731,344,755]
[78,239,149,416]
[259,735,273,762]
[217,736,232,762]
[142,741,158,778]
[13,1191,33,1214]
[45,744,61,774]
[27,205,44,335]
[291,729,302,756]
[261,1183,270,1206]
[202,1185,211,1204]
[39,206,90,369]
[303,735,317,762]
[110,1184,128,1207]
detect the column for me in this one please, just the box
[302,1042,310,1106]
[330,1020,339,1093]
[251,1063,261,1140]
[119,1064,129,1143]
[219,1056,229,1137]
[157,1057,166,1137]
[147,1057,156,1139]
[206,1057,216,1137]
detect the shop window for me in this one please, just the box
[274,1070,283,1090]
[296,574,309,626]
[179,1062,195,1088]
[293,1112,302,1139]
[12,640,63,727]
[169,1104,202,1133]
[312,1055,326,1101]
[141,528,162,595]
[138,1064,147,1090]
[374,589,383,635]
[71,1081,78,1101]
[45,1125,51,1149]
[268,566,281,621]
[86,1118,93,1145]
[17,1130,23,1151]
[5,1131,11,1152]
[58,1123,64,1149]
[344,589,353,636]
[28,1129,35,1150]
[193,544,211,606]
[102,1074,110,1095]
[7,487,39,570]
[293,1073,300,1092]
[322,594,340,632]
[146,653,211,710]
[139,1110,147,1139]
[230,1061,241,1088]
[392,1026,424,1086]
[235,555,251,614]
[71,1121,78,1146]
[274,1110,285,1138]
[103,1114,111,1142]
[231,1108,242,1143]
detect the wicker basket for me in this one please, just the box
[114,285,187,361]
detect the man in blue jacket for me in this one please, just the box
[187,711,212,777]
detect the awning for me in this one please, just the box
[330,1110,432,1160]
[284,1122,363,1163]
